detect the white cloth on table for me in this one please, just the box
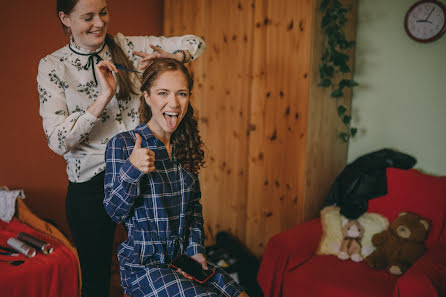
[0,189,25,223]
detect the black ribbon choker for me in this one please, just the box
[68,42,106,85]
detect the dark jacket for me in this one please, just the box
[324,148,416,219]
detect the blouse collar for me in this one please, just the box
[136,124,176,156]
[69,35,106,54]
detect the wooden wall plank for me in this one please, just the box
[197,0,253,245]
[245,0,314,256]
[164,0,254,245]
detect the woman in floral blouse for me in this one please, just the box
[36,0,205,296]
[104,58,248,297]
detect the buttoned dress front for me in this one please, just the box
[104,124,242,297]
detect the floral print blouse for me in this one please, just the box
[37,33,205,183]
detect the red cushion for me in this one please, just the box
[368,168,446,248]
[282,255,398,297]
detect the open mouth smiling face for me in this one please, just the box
[144,70,190,138]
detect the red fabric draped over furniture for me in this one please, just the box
[0,215,79,297]
[257,168,446,297]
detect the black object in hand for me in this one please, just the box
[115,63,142,73]
[170,254,215,284]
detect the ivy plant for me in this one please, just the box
[318,0,358,142]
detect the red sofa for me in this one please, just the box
[257,168,446,297]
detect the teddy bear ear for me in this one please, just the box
[398,212,407,217]
[419,219,429,230]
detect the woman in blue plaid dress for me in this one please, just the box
[104,58,248,297]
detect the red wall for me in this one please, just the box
[0,0,163,239]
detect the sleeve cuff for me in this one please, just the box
[181,36,205,60]
[85,110,101,122]
[119,159,144,183]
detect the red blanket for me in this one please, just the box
[0,218,79,297]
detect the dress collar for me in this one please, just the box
[68,36,106,85]
[69,35,106,54]
[136,124,176,155]
[136,123,155,141]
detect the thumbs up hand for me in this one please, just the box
[129,133,156,174]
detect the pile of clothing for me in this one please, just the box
[324,148,417,219]
[206,232,263,297]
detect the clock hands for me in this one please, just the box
[425,7,435,21]
[416,7,435,23]
[416,19,433,23]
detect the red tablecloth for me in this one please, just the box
[0,218,78,297]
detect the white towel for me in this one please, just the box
[0,189,25,223]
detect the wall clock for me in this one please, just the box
[404,0,446,42]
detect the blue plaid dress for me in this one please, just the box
[104,124,242,297]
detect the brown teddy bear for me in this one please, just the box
[365,211,430,275]
[338,218,364,262]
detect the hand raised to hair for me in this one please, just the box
[95,60,118,102]
[133,45,186,71]
[129,133,156,174]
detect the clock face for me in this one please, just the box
[405,0,446,42]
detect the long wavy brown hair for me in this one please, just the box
[139,58,205,174]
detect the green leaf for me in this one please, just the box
[338,40,349,49]
[348,80,359,87]
[340,79,359,88]
[343,115,352,124]
[350,127,358,137]
[324,24,340,36]
[318,79,332,87]
[319,64,327,79]
[333,0,342,9]
[321,49,329,62]
[326,65,334,77]
[338,132,349,143]
[331,88,344,98]
[337,105,347,116]
[339,63,351,73]
[338,7,348,14]
[327,38,337,49]
[322,13,335,27]
[319,64,335,79]
[320,0,329,12]
[338,14,347,25]
[335,30,346,42]
[333,50,349,66]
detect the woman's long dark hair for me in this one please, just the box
[139,58,205,174]
[57,0,137,100]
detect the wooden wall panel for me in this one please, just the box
[245,0,313,256]
[196,0,254,245]
[164,0,254,245]
[164,0,356,257]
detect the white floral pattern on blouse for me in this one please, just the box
[37,33,205,183]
